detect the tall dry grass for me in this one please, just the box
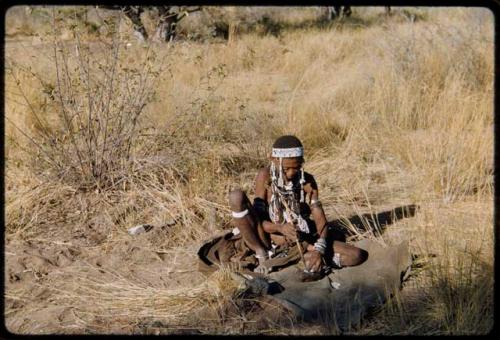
[5,6,494,335]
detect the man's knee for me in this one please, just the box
[228,189,246,211]
[355,248,369,265]
[333,242,369,267]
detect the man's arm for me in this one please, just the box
[307,175,328,239]
[253,167,270,221]
[302,174,330,272]
[254,167,297,239]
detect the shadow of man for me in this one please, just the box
[327,204,419,241]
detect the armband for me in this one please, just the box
[311,199,322,209]
[332,252,342,267]
[253,197,267,210]
[232,209,248,218]
[253,197,269,220]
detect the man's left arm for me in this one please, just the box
[307,176,328,239]
[302,176,330,272]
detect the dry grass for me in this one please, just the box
[5,258,243,334]
[4,6,494,335]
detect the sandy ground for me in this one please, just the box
[5,225,209,334]
[4,205,420,335]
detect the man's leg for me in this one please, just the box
[331,241,368,267]
[325,223,368,267]
[228,189,270,258]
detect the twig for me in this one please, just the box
[280,197,307,270]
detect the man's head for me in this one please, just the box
[271,135,304,182]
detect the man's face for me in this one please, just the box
[272,157,303,182]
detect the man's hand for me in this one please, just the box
[255,263,270,275]
[304,250,323,273]
[280,222,297,240]
[255,255,272,275]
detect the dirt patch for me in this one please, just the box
[4,228,206,334]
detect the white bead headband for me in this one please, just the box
[271,147,304,158]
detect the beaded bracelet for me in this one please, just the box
[313,238,327,255]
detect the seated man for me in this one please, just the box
[228,135,368,275]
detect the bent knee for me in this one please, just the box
[228,189,246,211]
[338,246,368,267]
[355,248,369,265]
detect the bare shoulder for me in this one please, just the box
[255,166,270,183]
[254,166,271,197]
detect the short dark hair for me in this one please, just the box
[272,135,303,149]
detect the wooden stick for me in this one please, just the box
[280,198,308,271]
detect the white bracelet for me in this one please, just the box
[314,238,327,255]
[316,237,326,245]
[311,199,322,207]
[314,244,326,255]
[231,209,248,218]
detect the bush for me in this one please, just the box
[7,9,167,191]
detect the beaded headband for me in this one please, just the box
[271,147,304,158]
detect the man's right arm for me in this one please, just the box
[253,167,270,223]
[253,167,296,239]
